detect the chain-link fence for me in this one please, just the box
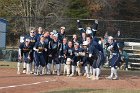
[1,17,140,61]
[6,17,140,46]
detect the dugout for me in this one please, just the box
[0,18,7,49]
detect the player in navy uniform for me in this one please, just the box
[27,28,37,74]
[91,37,104,80]
[106,36,121,80]
[77,19,98,38]
[91,19,98,37]
[85,36,98,78]
[47,33,61,75]
[33,36,47,75]
[59,38,68,74]
[65,41,74,76]
[72,34,79,44]
[17,39,32,74]
[70,42,81,77]
[58,26,66,43]
[36,27,44,41]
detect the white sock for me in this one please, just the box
[113,68,118,78]
[96,68,100,78]
[56,64,61,74]
[17,62,20,72]
[90,66,93,75]
[23,62,26,69]
[110,67,114,78]
[71,66,76,74]
[85,66,89,75]
[30,62,32,72]
[92,68,96,77]
[63,64,67,74]
[26,63,30,74]
[47,63,51,73]
[67,65,70,75]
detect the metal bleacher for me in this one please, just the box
[124,42,140,69]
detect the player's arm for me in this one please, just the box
[18,43,23,60]
[33,42,39,52]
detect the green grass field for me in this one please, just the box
[0,61,17,68]
[44,89,140,93]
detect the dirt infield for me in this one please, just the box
[0,67,140,93]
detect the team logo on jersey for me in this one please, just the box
[52,44,57,49]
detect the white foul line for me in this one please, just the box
[0,80,56,90]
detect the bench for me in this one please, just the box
[124,42,140,70]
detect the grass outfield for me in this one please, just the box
[44,89,140,93]
[0,61,17,68]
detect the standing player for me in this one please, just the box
[58,26,66,43]
[59,38,68,74]
[106,36,121,80]
[47,33,61,75]
[27,28,37,74]
[33,36,47,75]
[91,37,104,80]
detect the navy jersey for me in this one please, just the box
[59,43,68,56]
[92,38,103,53]
[44,36,51,45]
[34,41,47,53]
[58,32,65,43]
[28,36,37,48]
[19,42,32,56]
[36,34,43,41]
[48,40,61,57]
[88,42,99,57]
[66,47,74,59]
[109,42,119,53]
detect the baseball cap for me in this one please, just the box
[53,33,58,38]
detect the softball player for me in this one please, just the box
[47,33,61,75]
[17,39,32,74]
[106,36,121,80]
[70,42,81,77]
[59,38,68,75]
[91,37,104,80]
[65,41,74,76]
[33,36,47,75]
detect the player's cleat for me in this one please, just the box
[52,71,56,75]
[66,74,70,77]
[125,68,128,71]
[112,77,119,80]
[47,70,51,75]
[69,73,74,77]
[83,73,87,77]
[34,72,39,76]
[106,76,113,80]
[17,71,21,75]
[86,74,90,78]
[95,76,99,80]
[26,72,30,75]
[91,75,96,80]
[57,72,60,76]
[23,70,26,74]
[30,71,34,74]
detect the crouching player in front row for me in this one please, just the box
[106,36,121,80]
[17,39,32,74]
